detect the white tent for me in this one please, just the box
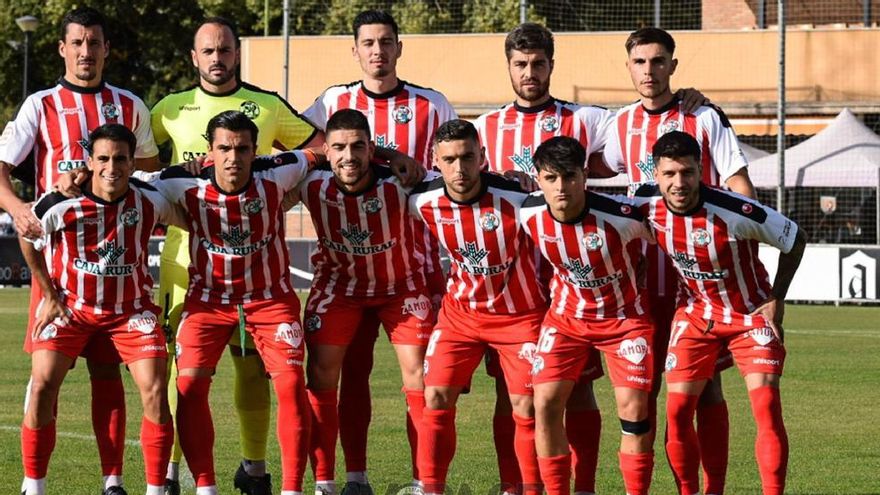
[749,109,880,188]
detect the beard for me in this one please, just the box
[199,64,236,86]
[514,79,551,103]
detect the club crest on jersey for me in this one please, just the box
[243,197,265,215]
[220,226,252,247]
[274,322,304,348]
[665,352,678,371]
[583,232,603,251]
[101,103,120,120]
[480,212,500,231]
[401,294,432,321]
[121,207,140,227]
[659,120,680,134]
[362,197,384,214]
[128,311,158,335]
[540,115,560,132]
[305,314,322,332]
[618,337,649,364]
[690,228,711,247]
[509,146,535,174]
[393,105,413,124]
[240,100,260,119]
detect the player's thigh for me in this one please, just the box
[377,290,434,347]
[242,296,307,376]
[727,325,786,384]
[175,300,237,372]
[531,314,594,387]
[664,313,723,384]
[593,317,655,393]
[303,287,365,347]
[423,325,484,390]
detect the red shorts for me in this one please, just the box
[176,294,305,374]
[664,308,786,383]
[303,286,434,347]
[30,302,167,364]
[531,311,654,392]
[485,347,604,383]
[650,295,732,378]
[423,301,543,396]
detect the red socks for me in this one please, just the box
[405,388,426,479]
[176,375,215,487]
[493,413,522,492]
[339,345,373,474]
[697,400,729,494]
[537,453,571,495]
[275,372,310,492]
[418,408,456,494]
[511,414,541,495]
[566,408,601,493]
[665,392,701,495]
[308,388,339,482]
[141,417,174,486]
[749,386,788,495]
[619,451,654,495]
[21,421,56,479]
[91,378,126,477]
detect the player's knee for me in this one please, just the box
[619,418,651,436]
[28,376,60,408]
[508,394,534,416]
[533,390,567,419]
[424,387,457,410]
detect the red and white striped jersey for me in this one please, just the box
[31,178,180,314]
[0,79,157,197]
[520,191,652,320]
[146,151,312,305]
[632,184,799,327]
[299,164,425,297]
[474,98,612,175]
[603,99,747,197]
[409,172,547,314]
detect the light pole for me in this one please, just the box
[15,15,40,100]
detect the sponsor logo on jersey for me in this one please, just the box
[671,251,728,280]
[583,232,603,251]
[339,224,371,246]
[635,154,655,177]
[275,322,304,348]
[128,311,158,334]
[77,139,90,152]
[243,198,265,215]
[456,242,488,265]
[305,314,322,332]
[509,146,535,174]
[560,259,623,289]
[618,337,649,364]
[240,101,260,119]
[324,224,396,255]
[747,327,775,346]
[479,212,499,231]
[362,197,384,214]
[540,115,560,132]
[95,241,127,264]
[401,294,432,321]
[375,134,398,151]
[178,104,200,111]
[659,120,680,134]
[200,236,271,256]
[121,207,141,227]
[665,351,678,371]
[690,228,711,247]
[57,159,87,173]
[393,105,413,124]
[219,226,252,247]
[454,242,512,275]
[101,103,120,120]
[182,151,207,161]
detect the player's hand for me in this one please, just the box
[502,170,538,192]
[181,155,207,175]
[33,293,70,342]
[676,88,710,113]
[387,153,426,187]
[54,168,89,198]
[750,296,785,343]
[9,202,43,239]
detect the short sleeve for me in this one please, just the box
[601,112,626,174]
[700,106,748,183]
[260,150,313,193]
[0,96,41,166]
[133,98,158,159]
[739,200,799,253]
[302,92,330,131]
[275,96,319,149]
[580,106,613,156]
[150,98,170,148]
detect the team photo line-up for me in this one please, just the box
[0,5,807,495]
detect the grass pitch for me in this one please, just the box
[0,288,877,494]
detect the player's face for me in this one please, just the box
[353,23,402,79]
[434,138,485,202]
[324,129,375,192]
[654,155,702,213]
[627,43,677,100]
[536,167,586,219]
[87,138,134,202]
[508,49,553,105]
[209,128,256,193]
[192,23,240,90]
[59,24,108,87]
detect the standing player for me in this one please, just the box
[20,124,174,495]
[299,109,434,495]
[303,10,456,492]
[602,27,757,494]
[411,120,544,495]
[0,8,158,494]
[521,137,655,495]
[632,131,805,495]
[150,16,321,495]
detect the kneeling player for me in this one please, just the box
[21,124,175,495]
[521,137,656,495]
[633,131,806,495]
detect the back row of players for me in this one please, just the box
[0,7,805,495]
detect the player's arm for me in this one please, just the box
[135,154,162,172]
[750,228,807,342]
[374,147,426,187]
[24,195,70,335]
[725,168,756,199]
[675,88,710,113]
[0,162,42,238]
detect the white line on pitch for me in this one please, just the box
[0,424,140,446]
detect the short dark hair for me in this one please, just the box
[533,136,586,175]
[206,110,258,146]
[505,23,554,61]
[353,10,399,40]
[433,119,479,146]
[60,7,107,41]
[197,16,240,48]
[625,27,676,55]
[88,124,136,159]
[326,109,371,140]
[652,131,701,163]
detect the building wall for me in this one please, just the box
[703,0,880,30]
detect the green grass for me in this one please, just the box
[1,288,878,494]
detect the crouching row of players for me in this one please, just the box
[20,110,804,495]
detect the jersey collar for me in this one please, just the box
[641,95,680,115]
[548,190,590,225]
[198,80,242,98]
[210,166,253,196]
[513,96,556,114]
[361,79,405,100]
[444,172,489,205]
[58,77,105,94]
[82,178,131,205]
